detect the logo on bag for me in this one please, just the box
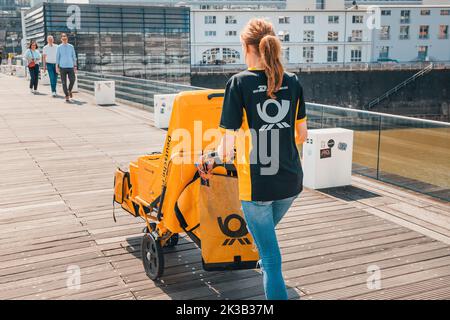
[218,214,252,246]
[256,99,291,131]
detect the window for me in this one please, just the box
[204,31,216,37]
[328,31,339,42]
[201,48,220,64]
[303,46,314,63]
[204,16,216,24]
[282,47,290,63]
[352,15,363,24]
[303,30,315,42]
[380,26,390,40]
[419,25,429,39]
[327,46,338,62]
[420,10,430,16]
[278,31,290,42]
[351,47,362,62]
[400,10,410,24]
[328,15,339,24]
[400,26,410,40]
[379,46,389,59]
[225,31,237,37]
[418,46,428,61]
[316,0,325,10]
[351,30,362,42]
[304,16,315,24]
[438,24,448,39]
[381,10,391,16]
[222,48,240,64]
[439,25,448,39]
[225,16,237,24]
[279,16,290,24]
[441,10,450,16]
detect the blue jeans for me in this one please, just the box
[46,63,58,93]
[241,194,298,300]
[28,64,39,90]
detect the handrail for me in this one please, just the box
[307,101,450,127]
[366,63,434,110]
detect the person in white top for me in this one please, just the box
[42,35,59,97]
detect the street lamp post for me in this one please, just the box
[11,37,16,57]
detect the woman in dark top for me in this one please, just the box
[215,18,308,300]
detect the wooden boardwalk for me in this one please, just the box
[1,74,450,300]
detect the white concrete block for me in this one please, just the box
[303,128,354,189]
[94,81,115,105]
[154,94,177,129]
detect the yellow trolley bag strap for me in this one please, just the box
[174,171,202,247]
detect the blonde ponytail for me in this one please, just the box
[259,35,284,99]
[241,18,285,99]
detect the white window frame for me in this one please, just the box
[204,16,216,24]
[352,15,363,24]
[399,25,410,40]
[351,30,363,42]
[379,46,389,59]
[350,47,362,62]
[328,15,339,24]
[380,26,390,40]
[303,46,314,63]
[225,16,237,24]
[279,16,290,24]
[225,30,237,37]
[204,30,216,37]
[400,10,410,24]
[439,25,449,39]
[304,16,315,24]
[327,46,338,62]
[303,30,315,42]
[419,25,429,39]
[278,31,290,42]
[328,31,339,42]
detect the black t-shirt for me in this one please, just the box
[219,69,307,201]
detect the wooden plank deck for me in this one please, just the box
[1,74,449,300]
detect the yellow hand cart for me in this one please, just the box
[113,90,259,280]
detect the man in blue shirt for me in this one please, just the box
[56,33,77,102]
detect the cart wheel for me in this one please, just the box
[164,233,179,248]
[141,233,164,280]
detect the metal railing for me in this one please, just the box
[307,102,450,201]
[366,63,434,110]
[77,72,450,202]
[191,61,450,74]
[77,71,203,110]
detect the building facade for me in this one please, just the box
[88,0,286,10]
[0,0,30,59]
[191,7,374,66]
[372,5,450,62]
[23,2,191,83]
[191,1,450,66]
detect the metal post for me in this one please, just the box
[321,106,325,128]
[376,115,382,180]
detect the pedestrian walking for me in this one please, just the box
[56,33,77,102]
[24,40,41,94]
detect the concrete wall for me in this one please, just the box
[191,69,450,121]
